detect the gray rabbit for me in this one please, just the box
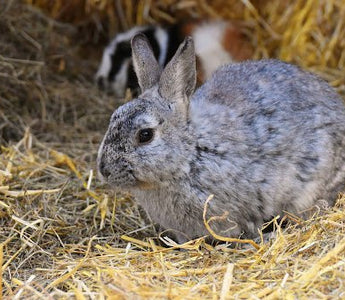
[97,34,345,244]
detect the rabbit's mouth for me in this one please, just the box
[106,171,157,191]
[130,172,157,190]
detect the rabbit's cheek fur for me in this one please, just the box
[131,131,195,185]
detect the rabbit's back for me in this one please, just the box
[193,59,344,120]
[190,59,345,219]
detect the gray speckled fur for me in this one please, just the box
[98,35,345,243]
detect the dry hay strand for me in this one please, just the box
[1,0,345,298]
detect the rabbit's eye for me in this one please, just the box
[137,128,154,144]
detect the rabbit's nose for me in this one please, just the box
[99,160,111,178]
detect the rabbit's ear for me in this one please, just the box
[131,34,161,92]
[158,37,196,104]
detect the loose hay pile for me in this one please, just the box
[1,0,345,298]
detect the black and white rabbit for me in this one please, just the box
[95,20,252,97]
[98,34,345,243]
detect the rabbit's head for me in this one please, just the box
[98,34,196,191]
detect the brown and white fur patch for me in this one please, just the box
[96,20,253,97]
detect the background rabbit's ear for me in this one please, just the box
[131,34,161,93]
[159,37,196,104]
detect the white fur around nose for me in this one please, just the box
[192,22,233,79]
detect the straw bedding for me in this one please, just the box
[0,0,345,298]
